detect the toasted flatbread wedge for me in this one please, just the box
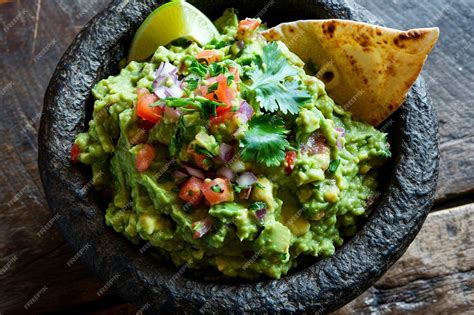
[262,20,439,126]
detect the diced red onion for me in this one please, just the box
[219,143,235,162]
[336,127,345,149]
[238,101,254,120]
[236,113,249,125]
[336,127,346,137]
[164,106,181,121]
[255,209,267,222]
[217,167,235,181]
[172,170,188,182]
[184,165,205,179]
[239,186,252,200]
[236,171,257,187]
[192,217,213,239]
[153,62,183,99]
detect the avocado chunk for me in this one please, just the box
[195,131,219,156]
[254,221,291,261]
[209,202,258,240]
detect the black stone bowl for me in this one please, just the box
[38,0,439,313]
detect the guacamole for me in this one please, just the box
[72,9,391,279]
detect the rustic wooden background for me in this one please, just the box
[0,0,473,313]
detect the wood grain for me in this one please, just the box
[0,0,472,313]
[357,0,474,205]
[336,203,474,314]
[0,0,117,313]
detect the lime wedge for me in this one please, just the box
[128,1,219,62]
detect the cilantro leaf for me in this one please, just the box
[186,56,208,77]
[207,82,219,93]
[195,147,214,157]
[248,42,311,115]
[249,201,267,211]
[240,115,289,167]
[209,63,226,77]
[185,78,199,91]
[328,159,340,173]
[170,116,186,156]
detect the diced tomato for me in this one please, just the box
[136,88,163,124]
[196,50,221,64]
[70,143,80,163]
[216,103,232,115]
[209,106,236,130]
[192,217,213,239]
[179,176,204,206]
[135,144,156,172]
[202,178,234,205]
[192,153,210,170]
[201,74,236,110]
[285,151,297,174]
[238,18,261,34]
[187,146,210,170]
[215,74,236,107]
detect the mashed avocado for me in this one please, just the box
[73,9,391,279]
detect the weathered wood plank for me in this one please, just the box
[335,203,474,314]
[0,0,115,313]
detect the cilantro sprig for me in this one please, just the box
[248,42,311,115]
[240,115,289,167]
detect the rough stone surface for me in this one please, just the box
[38,0,439,313]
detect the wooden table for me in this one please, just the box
[1,0,472,313]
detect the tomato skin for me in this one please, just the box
[187,146,210,170]
[196,50,221,64]
[210,106,235,127]
[70,143,81,163]
[179,176,204,206]
[136,88,163,123]
[201,74,235,110]
[215,74,236,107]
[285,151,297,174]
[135,144,156,172]
[202,178,234,205]
[215,103,232,115]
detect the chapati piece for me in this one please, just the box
[262,20,439,126]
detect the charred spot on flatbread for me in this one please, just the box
[262,20,439,126]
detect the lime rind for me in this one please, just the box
[128,1,219,62]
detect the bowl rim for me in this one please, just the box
[38,0,439,313]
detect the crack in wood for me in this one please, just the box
[31,0,42,56]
